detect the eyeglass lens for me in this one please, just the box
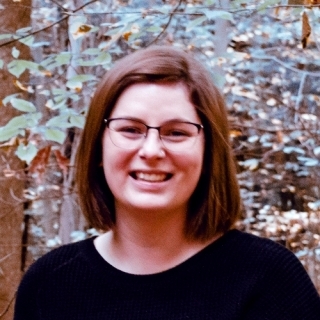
[106,118,202,151]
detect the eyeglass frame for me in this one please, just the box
[103,117,204,151]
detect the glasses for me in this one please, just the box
[104,118,203,152]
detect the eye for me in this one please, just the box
[118,125,144,134]
[165,129,190,137]
[161,122,194,139]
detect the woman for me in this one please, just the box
[14,46,320,319]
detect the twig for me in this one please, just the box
[0,253,13,263]
[294,72,307,124]
[147,0,183,46]
[48,0,65,11]
[0,292,16,319]
[250,54,320,77]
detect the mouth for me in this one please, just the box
[130,171,172,182]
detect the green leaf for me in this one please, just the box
[10,98,37,112]
[55,52,72,66]
[69,115,85,128]
[203,10,234,22]
[20,60,40,71]
[112,14,139,27]
[0,115,28,142]
[77,59,97,67]
[257,0,279,12]
[67,74,97,83]
[19,35,34,46]
[45,99,67,110]
[26,112,42,126]
[0,34,13,41]
[82,48,102,55]
[0,126,22,142]
[104,26,125,37]
[155,7,170,14]
[40,56,55,68]
[146,26,163,33]
[2,93,20,106]
[46,115,71,128]
[297,156,319,166]
[186,16,207,32]
[52,88,69,96]
[0,59,3,69]
[7,60,39,77]
[12,47,20,58]
[240,159,259,171]
[283,146,305,154]
[44,128,66,144]
[16,26,32,35]
[31,41,51,48]
[78,52,111,67]
[314,146,320,156]
[7,60,26,77]
[15,143,38,164]
[94,52,112,65]
[66,80,82,90]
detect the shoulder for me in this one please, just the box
[15,237,97,319]
[216,229,316,286]
[219,230,320,318]
[20,237,96,286]
[222,229,298,263]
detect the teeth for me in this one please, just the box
[135,172,167,182]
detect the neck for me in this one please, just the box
[94,206,220,274]
[114,204,188,247]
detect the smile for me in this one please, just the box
[131,172,172,182]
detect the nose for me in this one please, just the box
[138,128,165,158]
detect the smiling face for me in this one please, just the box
[102,82,205,218]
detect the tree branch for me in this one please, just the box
[0,0,98,49]
[147,0,184,46]
[250,54,320,77]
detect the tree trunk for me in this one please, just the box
[0,1,31,319]
[213,0,230,88]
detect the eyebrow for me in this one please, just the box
[113,116,199,124]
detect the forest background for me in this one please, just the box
[0,0,320,318]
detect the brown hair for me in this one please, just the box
[76,46,241,241]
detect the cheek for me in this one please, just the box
[102,136,133,183]
[176,151,204,181]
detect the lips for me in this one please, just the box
[130,171,172,182]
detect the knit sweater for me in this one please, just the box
[14,229,320,320]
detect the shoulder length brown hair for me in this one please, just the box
[76,46,241,241]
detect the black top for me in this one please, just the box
[14,230,320,319]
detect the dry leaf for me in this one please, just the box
[13,80,34,93]
[302,11,311,49]
[123,31,132,41]
[276,131,283,143]
[53,150,69,176]
[70,23,93,39]
[28,145,51,181]
[230,129,243,138]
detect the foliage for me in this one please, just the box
[0,0,320,287]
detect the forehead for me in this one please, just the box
[110,82,200,123]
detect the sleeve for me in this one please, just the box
[243,247,320,320]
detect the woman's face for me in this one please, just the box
[102,82,205,217]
